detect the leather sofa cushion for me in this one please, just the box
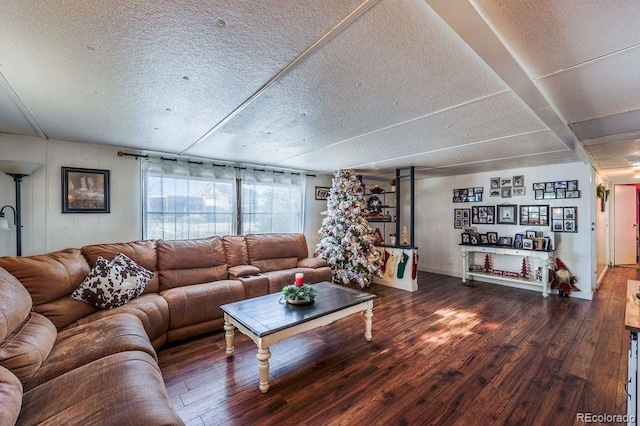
[0,249,90,306]
[19,351,184,426]
[246,233,309,262]
[297,257,328,268]
[227,264,261,278]
[222,235,249,266]
[82,240,160,293]
[24,313,156,392]
[252,257,298,273]
[0,312,56,385]
[0,267,32,341]
[161,280,245,330]
[157,237,228,290]
[33,297,97,330]
[64,294,169,349]
[0,365,22,426]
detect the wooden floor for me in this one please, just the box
[157,267,637,425]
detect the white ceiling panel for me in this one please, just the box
[535,47,640,124]
[186,0,510,162]
[0,0,361,152]
[582,131,640,147]
[583,140,640,161]
[0,87,40,138]
[591,157,634,170]
[472,0,640,78]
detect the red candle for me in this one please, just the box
[295,273,304,286]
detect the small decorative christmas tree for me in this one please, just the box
[315,170,382,288]
[484,254,491,272]
[521,257,528,279]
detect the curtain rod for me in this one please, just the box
[116,150,316,177]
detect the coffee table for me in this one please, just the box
[220,281,377,393]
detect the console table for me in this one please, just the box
[460,245,553,297]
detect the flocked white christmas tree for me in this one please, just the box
[315,169,382,288]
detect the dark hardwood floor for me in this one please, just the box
[157,267,637,425]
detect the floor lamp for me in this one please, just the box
[0,160,44,256]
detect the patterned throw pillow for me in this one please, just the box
[70,252,153,309]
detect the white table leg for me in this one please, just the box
[257,347,271,393]
[541,255,551,298]
[224,320,235,356]
[461,249,468,284]
[364,300,373,341]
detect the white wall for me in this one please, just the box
[304,174,333,255]
[594,171,609,286]
[0,134,141,256]
[415,162,593,300]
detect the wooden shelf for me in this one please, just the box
[467,272,542,287]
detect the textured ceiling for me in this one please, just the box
[0,0,637,180]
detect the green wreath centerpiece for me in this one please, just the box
[281,283,318,305]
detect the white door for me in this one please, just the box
[614,185,637,265]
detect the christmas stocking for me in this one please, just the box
[412,252,419,279]
[381,250,390,273]
[386,254,397,279]
[397,252,409,278]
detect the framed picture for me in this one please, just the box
[522,238,533,250]
[315,186,330,200]
[533,183,545,190]
[453,187,483,203]
[470,234,479,245]
[490,188,501,197]
[519,205,549,226]
[534,189,544,200]
[513,175,524,187]
[497,236,513,247]
[512,187,525,196]
[497,204,517,225]
[501,186,512,198]
[480,234,489,245]
[490,177,500,189]
[514,233,524,248]
[501,178,512,187]
[471,205,495,225]
[454,208,470,229]
[61,167,110,213]
[567,180,578,191]
[461,233,471,244]
[487,232,498,245]
[552,220,564,231]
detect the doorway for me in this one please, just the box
[613,184,638,266]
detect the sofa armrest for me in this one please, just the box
[228,264,261,278]
[297,258,327,269]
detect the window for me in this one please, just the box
[241,180,303,234]
[143,161,304,239]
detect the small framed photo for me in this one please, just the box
[512,187,525,196]
[563,207,576,220]
[551,207,564,220]
[513,175,524,187]
[535,190,544,200]
[566,190,581,198]
[470,234,479,245]
[461,233,471,244]
[555,181,567,189]
[514,233,524,248]
[497,204,517,225]
[552,219,564,231]
[497,236,513,247]
[487,232,498,245]
[501,178,512,187]
[533,183,545,190]
[480,234,489,245]
[522,238,533,250]
[567,180,578,191]
[525,231,537,239]
[62,167,110,213]
[501,186,512,198]
[491,177,500,189]
[556,189,566,199]
[564,220,576,232]
[315,186,330,200]
[490,188,501,197]
[454,208,470,229]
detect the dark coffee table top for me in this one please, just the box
[220,281,377,337]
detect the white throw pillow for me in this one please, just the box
[70,252,153,309]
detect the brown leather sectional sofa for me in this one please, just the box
[0,233,331,425]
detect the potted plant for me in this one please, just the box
[281,283,318,305]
